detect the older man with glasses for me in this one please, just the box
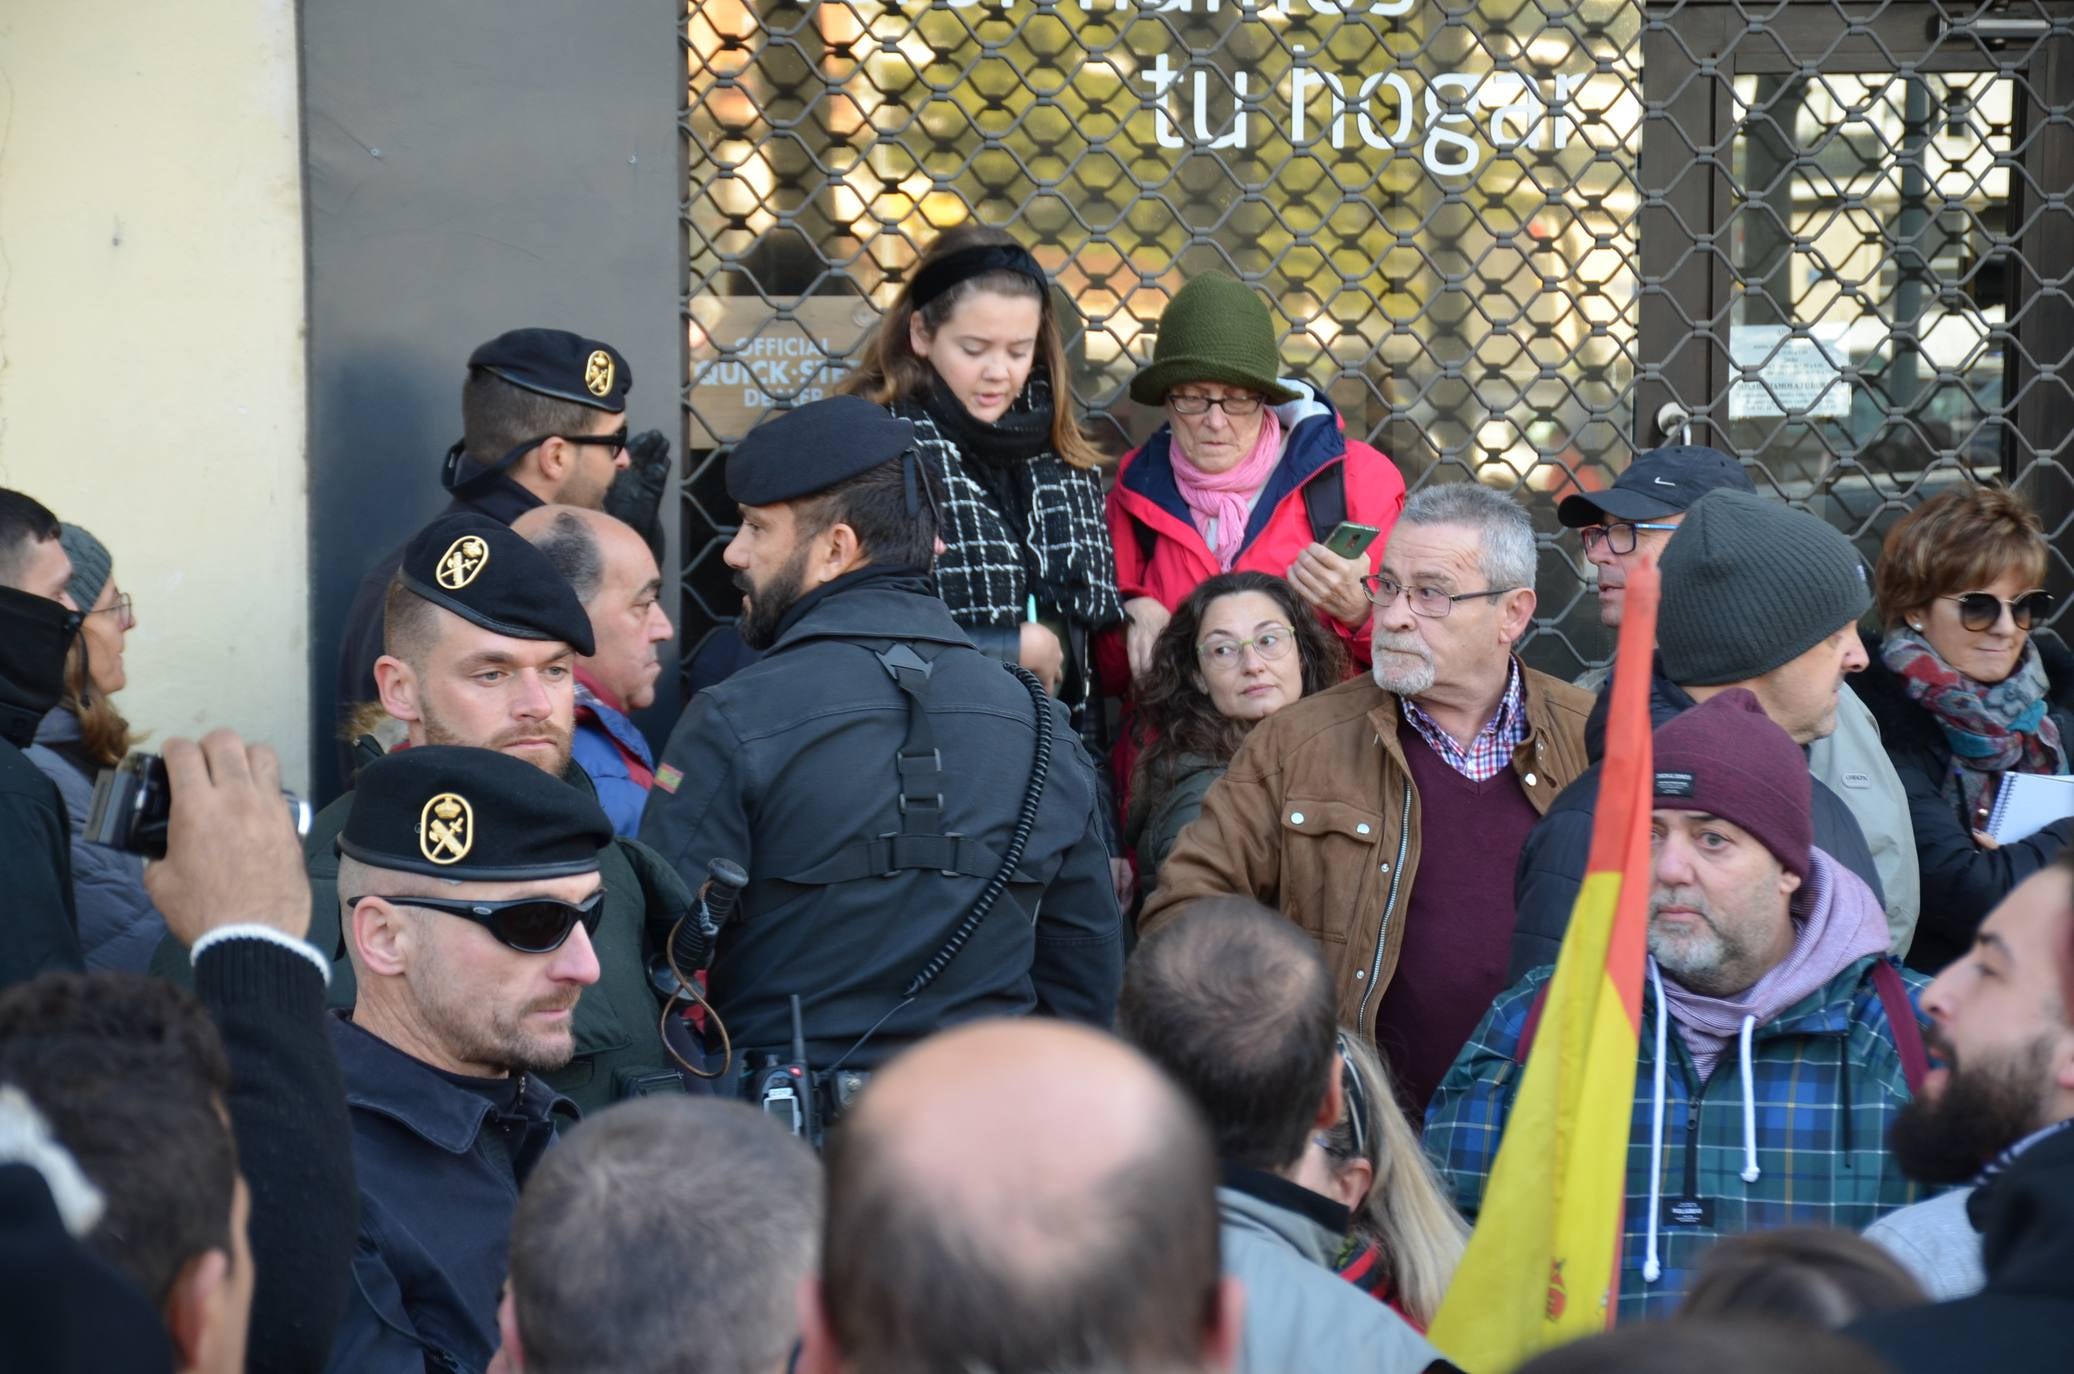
[1555,446,1920,960]
[1140,482,1595,1113]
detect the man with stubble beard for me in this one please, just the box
[324,745,612,1373]
[155,513,692,1110]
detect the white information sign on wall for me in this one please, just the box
[1728,324,1853,420]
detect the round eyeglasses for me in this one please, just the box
[1197,624,1296,671]
[1942,590,2054,633]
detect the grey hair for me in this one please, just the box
[1400,483,1536,596]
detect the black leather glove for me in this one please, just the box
[604,428,673,561]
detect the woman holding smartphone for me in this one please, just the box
[1102,273,1405,803]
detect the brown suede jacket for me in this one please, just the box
[1138,663,1593,1036]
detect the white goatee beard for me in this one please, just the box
[1371,631,1436,697]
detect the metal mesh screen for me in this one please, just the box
[681,1,2074,683]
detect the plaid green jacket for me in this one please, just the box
[1423,955,1933,1322]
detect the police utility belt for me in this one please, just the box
[736,640,1057,1147]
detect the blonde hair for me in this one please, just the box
[1321,1032,1470,1327]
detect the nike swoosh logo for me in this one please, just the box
[1653,477,1676,486]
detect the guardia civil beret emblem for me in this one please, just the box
[419,792,474,865]
[584,349,616,398]
[436,535,489,590]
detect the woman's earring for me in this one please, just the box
[1910,621,1923,631]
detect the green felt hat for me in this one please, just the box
[1129,274,1300,407]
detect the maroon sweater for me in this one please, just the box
[1371,722,1541,1115]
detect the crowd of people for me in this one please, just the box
[1,231,2071,1374]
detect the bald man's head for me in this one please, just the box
[515,504,672,710]
[1119,896,1337,1174]
[811,1020,1226,1374]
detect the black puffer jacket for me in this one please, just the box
[1853,630,2074,973]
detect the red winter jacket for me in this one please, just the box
[1099,384,1406,795]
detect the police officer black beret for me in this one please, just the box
[469,328,631,413]
[725,396,918,506]
[338,745,613,880]
[397,513,597,656]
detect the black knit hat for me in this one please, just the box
[338,745,612,880]
[396,513,596,656]
[1658,490,1870,686]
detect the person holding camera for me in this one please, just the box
[639,396,1124,1111]
[24,523,175,972]
[0,488,86,986]
[325,744,612,1374]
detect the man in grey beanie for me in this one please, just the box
[1507,489,1907,979]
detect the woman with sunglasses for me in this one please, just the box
[24,524,166,971]
[1126,572,1347,889]
[1860,485,2074,970]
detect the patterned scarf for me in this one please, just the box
[1170,408,1284,571]
[1882,626,2065,820]
[895,383,1123,634]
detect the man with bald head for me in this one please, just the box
[516,505,674,836]
[797,1019,1239,1374]
[1120,897,1449,1374]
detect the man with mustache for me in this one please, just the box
[1845,854,2074,1371]
[156,513,688,1111]
[513,505,675,837]
[1560,449,1918,958]
[1511,489,1896,980]
[325,745,612,1373]
[1140,483,1594,1112]
[1428,689,1930,1319]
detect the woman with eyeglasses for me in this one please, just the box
[1104,274,1405,808]
[1127,573,1348,890]
[24,524,166,971]
[1859,485,2073,971]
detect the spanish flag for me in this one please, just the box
[1426,557,1657,1370]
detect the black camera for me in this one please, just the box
[83,751,313,860]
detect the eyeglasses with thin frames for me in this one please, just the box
[1166,392,1265,418]
[1196,624,1297,671]
[1362,575,1517,619]
[88,592,135,630]
[1578,521,1680,556]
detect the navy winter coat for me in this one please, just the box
[27,707,168,973]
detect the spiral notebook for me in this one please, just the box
[1985,773,2074,844]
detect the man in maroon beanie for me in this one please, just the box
[1427,688,1934,1320]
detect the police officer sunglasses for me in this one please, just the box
[353,887,607,953]
[1944,590,2053,633]
[557,427,630,458]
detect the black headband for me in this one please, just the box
[909,244,1047,311]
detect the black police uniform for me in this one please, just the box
[638,398,1124,1076]
[333,328,632,754]
[161,513,690,1111]
[324,745,609,1374]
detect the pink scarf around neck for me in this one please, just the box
[1171,408,1283,571]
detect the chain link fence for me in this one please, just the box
[681,0,2074,682]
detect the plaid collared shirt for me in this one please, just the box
[1399,656,1527,782]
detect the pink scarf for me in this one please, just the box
[1171,408,1283,571]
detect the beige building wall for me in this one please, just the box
[0,1,311,790]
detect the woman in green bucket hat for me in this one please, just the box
[1103,273,1406,804]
